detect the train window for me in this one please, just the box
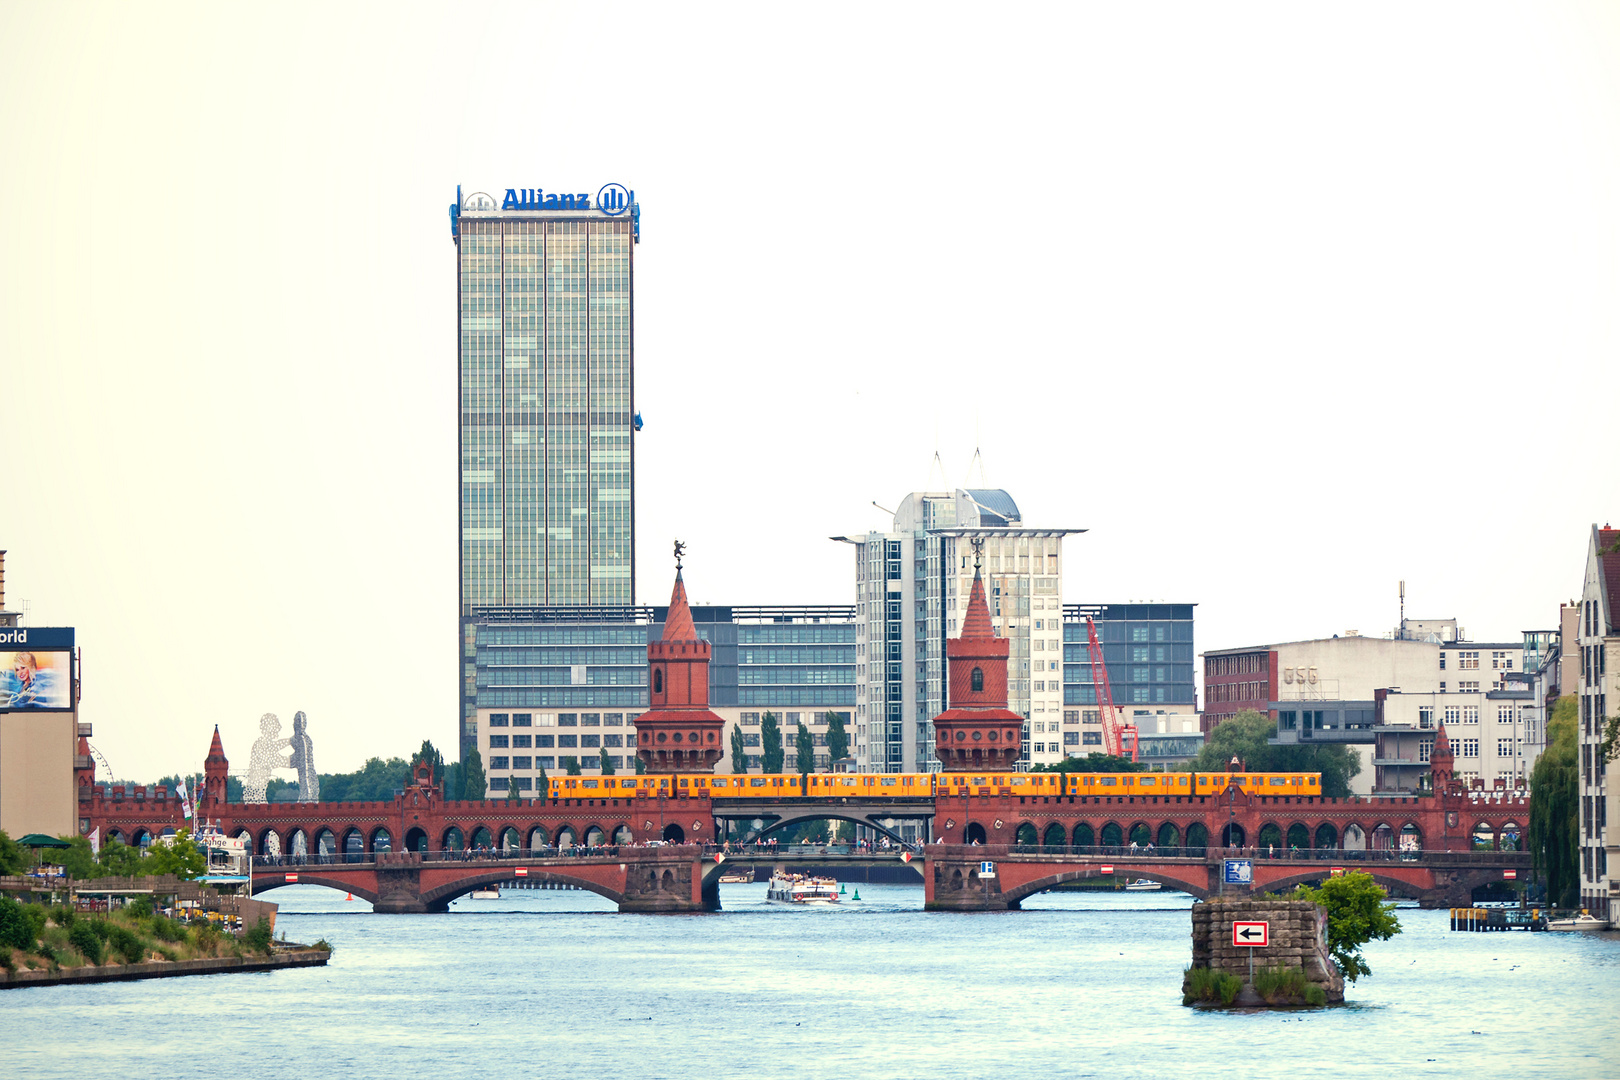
[1309,777,1319,786]
[840,778,856,787]
[1100,778,1118,786]
[679,779,688,788]
[712,778,728,787]
[751,778,768,787]
[1197,777,1209,786]
[1270,777,1287,786]
[1139,777,1156,786]
[972,777,987,786]
[1290,777,1301,785]
[583,779,599,788]
[881,778,898,786]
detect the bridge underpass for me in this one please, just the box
[710,798,934,845]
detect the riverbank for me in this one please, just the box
[0,945,330,989]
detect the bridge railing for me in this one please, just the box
[947,844,1525,863]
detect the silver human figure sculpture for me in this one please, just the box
[289,711,319,801]
[244,712,290,803]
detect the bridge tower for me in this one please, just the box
[201,725,229,812]
[634,557,725,773]
[1429,721,1457,795]
[933,550,1023,771]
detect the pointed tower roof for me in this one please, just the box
[959,567,996,640]
[1432,721,1451,760]
[206,725,227,763]
[662,569,697,642]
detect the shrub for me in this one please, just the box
[1305,985,1328,1007]
[244,916,274,955]
[125,896,153,919]
[0,895,34,951]
[49,905,75,927]
[1253,965,1309,1002]
[68,921,103,965]
[148,916,186,944]
[21,903,48,942]
[1184,966,1244,1005]
[194,925,221,955]
[105,924,145,965]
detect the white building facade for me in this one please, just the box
[1577,524,1619,919]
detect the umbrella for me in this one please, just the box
[16,834,70,849]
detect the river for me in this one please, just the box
[11,882,1617,1079]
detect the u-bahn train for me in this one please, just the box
[547,770,1320,800]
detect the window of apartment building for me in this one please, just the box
[1462,706,1479,723]
[581,734,600,748]
[513,735,532,748]
[1083,710,1100,724]
[1458,739,1479,757]
[1497,738,1515,757]
[489,777,509,792]
[512,714,532,727]
[536,735,554,748]
[1083,731,1102,745]
[1064,731,1079,745]
[604,713,624,726]
[488,714,510,727]
[490,756,510,769]
[1491,651,1513,670]
[1459,681,1480,693]
[1132,646,1149,662]
[1439,653,1446,670]
[604,734,623,747]
[1498,706,1515,723]
[1419,706,1434,727]
[558,714,578,726]
[1419,739,1433,762]
[488,734,509,748]
[1063,710,1079,724]
[558,734,578,748]
[741,712,760,726]
[536,756,555,770]
[512,756,532,769]
[1444,705,1461,724]
[1132,628,1149,642]
[1459,651,1480,669]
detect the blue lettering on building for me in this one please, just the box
[502,189,591,210]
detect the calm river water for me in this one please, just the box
[12,882,1618,1079]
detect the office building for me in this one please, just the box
[451,184,641,754]
[838,490,1078,772]
[465,602,855,795]
[1577,524,1619,919]
[1060,604,1198,768]
[0,557,82,837]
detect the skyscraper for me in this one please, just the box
[451,184,640,752]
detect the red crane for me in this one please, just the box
[1085,616,1138,762]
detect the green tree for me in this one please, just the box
[0,830,25,876]
[1185,709,1360,798]
[730,725,749,774]
[317,757,413,802]
[416,739,446,789]
[1530,695,1579,907]
[599,747,616,775]
[760,711,785,773]
[825,712,850,763]
[634,755,645,775]
[537,764,550,801]
[97,840,144,877]
[58,835,99,879]
[796,720,815,785]
[505,776,522,802]
[0,894,35,950]
[443,761,464,801]
[144,829,206,881]
[1029,753,1145,774]
[1291,871,1401,982]
[461,749,487,799]
[563,756,581,776]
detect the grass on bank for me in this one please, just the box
[0,894,280,974]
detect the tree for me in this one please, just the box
[317,757,413,802]
[1530,696,1579,907]
[1292,872,1401,982]
[1186,709,1360,798]
[506,775,522,802]
[730,725,749,774]
[0,830,24,876]
[145,829,206,881]
[461,749,487,800]
[416,739,446,789]
[1029,753,1144,774]
[796,720,815,784]
[97,840,144,877]
[599,747,615,775]
[825,712,850,762]
[634,755,645,775]
[537,764,550,801]
[58,835,99,879]
[563,756,581,776]
[760,711,785,773]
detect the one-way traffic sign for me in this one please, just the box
[1232,921,1269,947]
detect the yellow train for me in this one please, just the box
[547,770,1320,800]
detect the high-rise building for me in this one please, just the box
[1576,523,1619,919]
[837,490,1079,772]
[451,184,640,754]
[1059,604,1199,767]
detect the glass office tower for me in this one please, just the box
[452,186,639,752]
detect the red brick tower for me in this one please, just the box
[933,550,1024,771]
[201,725,229,811]
[1429,721,1456,795]
[633,552,725,773]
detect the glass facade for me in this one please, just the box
[1062,604,1198,710]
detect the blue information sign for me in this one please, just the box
[1223,859,1253,885]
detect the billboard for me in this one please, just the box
[0,649,73,710]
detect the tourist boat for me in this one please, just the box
[1124,879,1162,892]
[717,871,752,884]
[766,871,840,905]
[1547,911,1610,932]
[470,886,500,900]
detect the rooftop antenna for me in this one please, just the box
[967,446,988,487]
[926,450,949,491]
[1399,580,1406,639]
[871,500,896,518]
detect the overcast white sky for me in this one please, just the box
[3,3,1617,782]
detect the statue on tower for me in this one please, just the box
[673,538,686,569]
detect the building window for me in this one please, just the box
[1492,651,1512,670]
[489,714,510,727]
[1459,681,1480,693]
[512,756,532,769]
[1497,738,1515,757]
[536,735,554,748]
[1462,706,1479,724]
[536,756,555,769]
[513,714,532,727]
[1419,739,1433,763]
[1458,739,1479,757]
[1082,731,1102,745]
[489,756,510,769]
[1419,707,1434,728]
[1459,651,1479,670]
[971,667,984,692]
[488,735,509,749]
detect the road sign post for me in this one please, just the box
[1233,920,1268,985]
[979,861,996,879]
[1223,859,1253,892]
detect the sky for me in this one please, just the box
[2,2,1617,783]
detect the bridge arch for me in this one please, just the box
[1073,823,1094,848]
[1260,868,1427,902]
[342,828,364,857]
[499,826,520,852]
[1400,823,1423,852]
[612,824,633,845]
[1042,823,1066,849]
[1005,867,1211,905]
[1128,823,1152,847]
[1100,822,1123,847]
[1157,823,1180,848]
[369,827,393,854]
[251,875,379,905]
[469,826,493,851]
[556,826,577,847]
[315,828,337,856]
[131,828,151,847]
[662,824,685,844]
[1220,822,1245,847]
[1015,823,1037,846]
[1185,823,1209,851]
[257,828,282,856]
[1286,823,1310,850]
[1471,821,1496,850]
[403,826,428,853]
[584,825,606,847]
[443,826,465,851]
[419,868,624,912]
[1498,821,1523,851]
[965,822,987,845]
[1314,823,1338,849]
[526,825,550,850]
[1258,823,1283,851]
[745,812,910,845]
[1342,823,1366,850]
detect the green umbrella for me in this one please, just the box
[16,834,70,849]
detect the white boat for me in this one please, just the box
[470,886,500,900]
[718,871,752,884]
[1124,879,1161,892]
[1548,912,1610,931]
[766,871,840,905]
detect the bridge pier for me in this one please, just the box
[372,864,433,914]
[925,857,1019,911]
[618,857,710,913]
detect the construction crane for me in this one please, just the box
[1084,616,1138,762]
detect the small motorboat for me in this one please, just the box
[470,886,500,900]
[1124,879,1162,891]
[1547,911,1610,931]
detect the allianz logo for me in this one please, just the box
[499,183,633,216]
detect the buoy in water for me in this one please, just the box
[852,890,860,901]
[345,893,354,901]
[839,883,846,894]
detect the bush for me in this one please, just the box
[243,916,274,955]
[68,921,103,965]
[1253,965,1309,1002]
[21,903,48,943]
[1305,985,1328,1006]
[148,916,186,943]
[195,925,221,955]
[0,895,34,951]
[1184,966,1244,1005]
[49,904,75,927]
[105,924,146,965]
[125,896,153,919]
